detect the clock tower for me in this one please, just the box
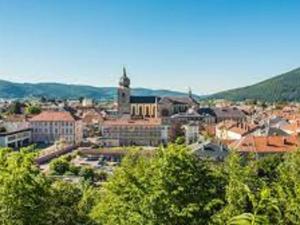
[117,67,131,117]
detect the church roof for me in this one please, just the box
[159,96,198,105]
[130,96,161,104]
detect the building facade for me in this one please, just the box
[117,68,199,120]
[0,128,32,149]
[30,111,82,144]
[101,119,169,147]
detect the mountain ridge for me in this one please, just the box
[209,67,300,102]
[0,79,198,100]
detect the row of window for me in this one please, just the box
[131,105,156,116]
[31,121,74,127]
[33,128,73,134]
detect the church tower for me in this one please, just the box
[117,67,131,117]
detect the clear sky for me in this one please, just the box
[0,0,300,94]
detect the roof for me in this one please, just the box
[4,115,29,122]
[159,96,198,105]
[0,128,32,137]
[29,111,75,122]
[280,123,300,134]
[103,118,162,126]
[130,96,160,104]
[198,107,246,119]
[171,107,203,119]
[216,121,258,135]
[261,127,290,136]
[229,135,300,153]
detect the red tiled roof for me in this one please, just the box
[217,121,258,135]
[29,111,75,122]
[229,135,300,153]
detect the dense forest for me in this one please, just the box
[210,67,300,102]
[1,145,300,224]
[0,80,193,100]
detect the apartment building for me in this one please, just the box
[29,111,82,144]
[101,118,169,147]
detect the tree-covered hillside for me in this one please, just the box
[210,68,300,102]
[0,80,196,100]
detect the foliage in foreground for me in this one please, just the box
[2,145,300,224]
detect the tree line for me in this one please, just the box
[1,144,300,224]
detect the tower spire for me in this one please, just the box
[123,66,127,77]
[119,66,130,88]
[188,87,192,98]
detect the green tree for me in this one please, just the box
[91,145,222,225]
[49,157,70,175]
[0,148,50,225]
[8,101,22,114]
[46,181,98,225]
[25,104,41,115]
[79,166,95,181]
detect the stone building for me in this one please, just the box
[117,68,199,119]
[101,118,169,147]
[29,111,83,144]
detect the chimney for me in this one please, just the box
[266,137,270,146]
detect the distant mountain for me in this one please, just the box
[209,68,300,102]
[0,80,198,101]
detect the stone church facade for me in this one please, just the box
[117,67,199,119]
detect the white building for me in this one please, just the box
[101,118,169,147]
[215,121,258,140]
[0,128,32,149]
[29,111,83,144]
[82,98,94,107]
[182,122,199,144]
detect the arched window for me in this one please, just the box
[153,106,156,117]
[132,106,136,116]
[139,106,143,116]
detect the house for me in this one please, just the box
[229,135,300,154]
[182,122,199,144]
[0,127,32,149]
[29,111,83,145]
[101,118,169,147]
[198,107,246,123]
[216,121,258,140]
[194,142,229,161]
[81,110,104,137]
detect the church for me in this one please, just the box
[117,67,199,119]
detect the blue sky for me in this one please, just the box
[0,0,300,94]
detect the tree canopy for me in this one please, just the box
[1,145,300,224]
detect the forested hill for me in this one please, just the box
[0,80,196,100]
[210,67,300,102]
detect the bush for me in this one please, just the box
[69,165,80,176]
[175,136,185,145]
[49,158,70,175]
[79,166,95,181]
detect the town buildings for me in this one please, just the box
[101,118,168,147]
[29,111,83,145]
[0,127,32,148]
